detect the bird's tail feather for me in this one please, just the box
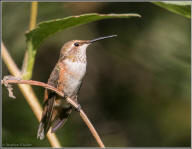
[51,107,72,133]
[51,118,67,133]
[37,122,45,140]
[37,95,55,140]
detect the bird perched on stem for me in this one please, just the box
[37,35,117,140]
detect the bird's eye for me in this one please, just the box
[74,42,79,47]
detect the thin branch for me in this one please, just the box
[66,97,105,148]
[1,79,63,97]
[1,42,61,147]
[2,78,105,148]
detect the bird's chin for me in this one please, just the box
[81,44,89,50]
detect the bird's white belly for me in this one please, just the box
[63,60,87,96]
[65,60,87,79]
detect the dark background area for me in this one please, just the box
[2,2,191,147]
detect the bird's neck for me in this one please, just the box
[67,48,87,63]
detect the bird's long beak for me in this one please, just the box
[89,35,117,43]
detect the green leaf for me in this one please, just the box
[23,13,141,79]
[152,1,191,19]
[26,13,141,50]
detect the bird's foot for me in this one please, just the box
[75,104,81,112]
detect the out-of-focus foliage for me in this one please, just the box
[153,1,191,18]
[25,13,140,79]
[2,2,191,147]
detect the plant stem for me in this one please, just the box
[29,2,38,30]
[22,2,38,79]
[2,43,21,77]
[1,42,61,147]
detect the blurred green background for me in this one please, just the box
[2,2,191,147]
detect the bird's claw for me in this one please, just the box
[76,104,81,112]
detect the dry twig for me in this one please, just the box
[2,76,105,148]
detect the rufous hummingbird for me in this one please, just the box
[37,35,117,140]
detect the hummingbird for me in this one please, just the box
[37,35,117,140]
